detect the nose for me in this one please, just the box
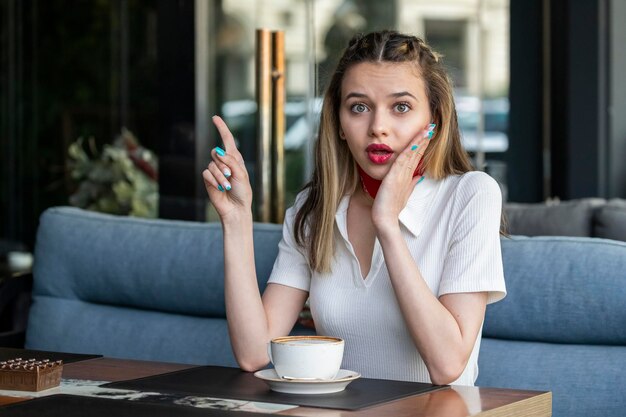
[368,110,390,138]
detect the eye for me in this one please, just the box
[394,102,411,113]
[350,103,369,113]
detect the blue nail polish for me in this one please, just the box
[224,170,231,178]
[215,147,226,157]
[427,131,434,139]
[411,145,418,151]
[218,185,224,192]
[225,184,231,191]
[417,175,425,185]
[428,123,436,131]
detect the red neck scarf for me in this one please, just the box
[357,160,425,199]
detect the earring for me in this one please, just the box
[339,129,346,139]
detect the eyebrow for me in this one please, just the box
[344,91,419,101]
[390,91,418,100]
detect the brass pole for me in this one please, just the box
[255,29,272,223]
[271,31,285,224]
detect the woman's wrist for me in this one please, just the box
[374,218,402,241]
[221,209,254,230]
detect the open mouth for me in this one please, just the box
[366,144,393,164]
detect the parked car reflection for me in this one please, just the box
[455,94,509,153]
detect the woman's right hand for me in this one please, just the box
[202,116,253,223]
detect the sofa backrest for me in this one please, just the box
[504,198,626,242]
[504,198,605,237]
[478,235,626,417]
[594,199,626,241]
[484,236,626,344]
[26,206,284,366]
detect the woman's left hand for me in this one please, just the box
[371,128,431,233]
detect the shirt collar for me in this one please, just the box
[398,176,437,236]
[335,176,438,238]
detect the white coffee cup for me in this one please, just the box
[267,336,344,380]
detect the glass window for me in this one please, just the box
[1,0,511,254]
[203,0,510,218]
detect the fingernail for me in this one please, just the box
[215,147,226,157]
[223,181,231,191]
[428,123,436,131]
[218,185,224,192]
[417,175,425,185]
[224,169,231,178]
[411,145,419,151]
[427,131,434,139]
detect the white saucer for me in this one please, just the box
[253,369,360,395]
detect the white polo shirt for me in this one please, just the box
[267,171,506,385]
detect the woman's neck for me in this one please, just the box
[357,165,382,200]
[357,160,425,200]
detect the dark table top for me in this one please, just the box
[0,348,553,417]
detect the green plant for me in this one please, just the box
[67,128,158,217]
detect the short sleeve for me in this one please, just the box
[438,172,507,304]
[267,197,312,292]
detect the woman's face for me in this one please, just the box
[339,61,432,180]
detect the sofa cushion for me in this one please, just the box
[477,338,626,417]
[483,236,626,344]
[504,198,605,236]
[32,207,283,317]
[27,207,315,364]
[593,198,626,242]
[27,296,238,366]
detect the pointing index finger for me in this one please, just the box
[212,115,238,155]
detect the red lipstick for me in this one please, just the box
[366,143,393,164]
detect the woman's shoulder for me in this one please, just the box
[443,170,501,196]
[284,187,312,222]
[437,171,503,214]
[287,188,310,211]
[438,171,503,227]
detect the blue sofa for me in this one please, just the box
[478,235,626,417]
[26,206,300,366]
[26,207,626,417]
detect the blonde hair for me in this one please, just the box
[294,30,473,273]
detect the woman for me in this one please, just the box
[202,30,506,386]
